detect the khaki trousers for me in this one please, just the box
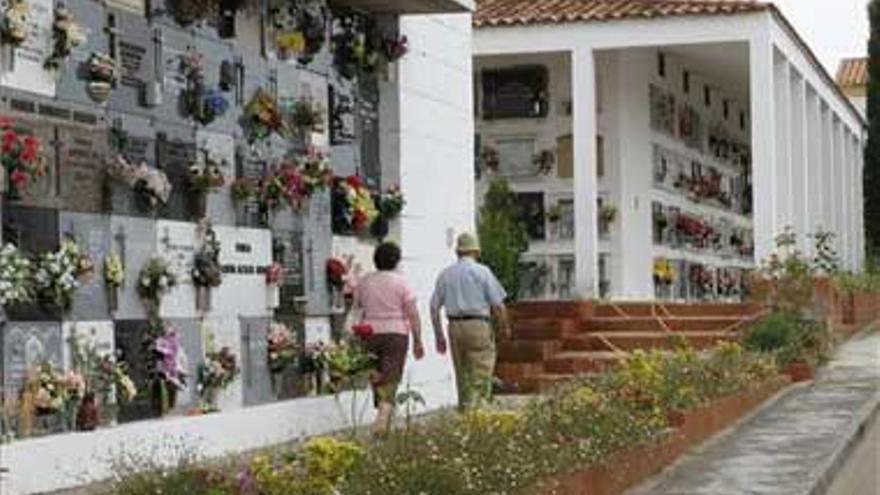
[448,320,496,409]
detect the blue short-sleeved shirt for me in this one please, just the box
[430,258,507,317]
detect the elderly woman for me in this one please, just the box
[352,241,424,436]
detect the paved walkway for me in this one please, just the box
[629,329,880,495]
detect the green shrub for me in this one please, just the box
[745,312,833,367]
[478,179,529,300]
[745,312,800,352]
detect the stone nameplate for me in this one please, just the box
[155,220,197,318]
[198,130,236,226]
[154,25,195,125]
[481,65,548,120]
[59,121,110,213]
[106,11,155,114]
[0,0,55,97]
[275,229,305,313]
[106,113,156,218]
[304,190,332,315]
[2,321,63,395]
[114,318,159,423]
[156,125,198,222]
[104,0,145,15]
[54,0,108,106]
[212,225,271,318]
[60,212,111,320]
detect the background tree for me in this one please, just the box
[865,0,880,257]
[477,180,529,300]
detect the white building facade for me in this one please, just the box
[0,0,475,493]
[474,0,866,302]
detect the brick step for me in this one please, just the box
[582,316,745,332]
[562,331,734,352]
[496,362,546,385]
[545,351,622,374]
[497,340,563,364]
[506,373,589,394]
[592,302,759,318]
[509,301,593,320]
[511,318,577,340]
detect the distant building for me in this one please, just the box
[837,57,868,119]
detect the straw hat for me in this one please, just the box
[456,232,480,254]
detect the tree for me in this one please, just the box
[865,0,880,256]
[477,180,529,300]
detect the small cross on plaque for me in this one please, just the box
[114,225,127,264]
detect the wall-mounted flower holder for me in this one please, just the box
[1,0,29,50]
[44,4,86,72]
[86,52,120,104]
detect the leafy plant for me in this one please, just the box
[744,311,833,367]
[477,179,529,300]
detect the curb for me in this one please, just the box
[807,382,880,495]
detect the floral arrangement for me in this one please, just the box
[0,243,32,307]
[168,0,220,26]
[653,258,675,286]
[479,145,500,174]
[196,347,239,409]
[33,240,91,311]
[107,155,172,209]
[332,13,408,80]
[260,158,332,211]
[270,0,326,64]
[68,327,137,405]
[321,339,376,392]
[137,257,178,313]
[1,117,46,199]
[104,253,124,288]
[326,257,348,290]
[244,89,286,143]
[86,52,120,103]
[27,362,83,416]
[180,48,229,126]
[383,34,408,62]
[599,204,617,225]
[376,185,405,219]
[533,149,555,175]
[191,227,222,289]
[187,153,226,196]
[267,322,299,374]
[44,5,86,72]
[1,0,29,47]
[331,175,378,234]
[290,97,325,134]
[265,262,284,286]
[152,324,188,412]
[230,177,259,203]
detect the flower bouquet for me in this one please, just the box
[103,253,124,312]
[382,34,409,62]
[326,257,349,291]
[1,0,29,47]
[1,118,46,199]
[196,347,239,411]
[107,155,172,210]
[230,177,259,203]
[322,339,376,393]
[180,48,229,126]
[290,97,325,136]
[376,185,405,220]
[152,324,188,414]
[267,322,298,375]
[186,153,225,219]
[44,5,86,72]
[137,257,178,316]
[30,362,67,416]
[0,243,32,308]
[244,89,286,143]
[33,241,90,312]
[191,227,222,311]
[331,175,378,235]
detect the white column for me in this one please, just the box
[830,118,841,247]
[790,71,808,248]
[842,130,853,270]
[821,105,834,234]
[856,137,866,270]
[572,48,599,297]
[806,88,823,238]
[750,36,778,261]
[774,53,792,232]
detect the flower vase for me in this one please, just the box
[189,194,207,220]
[201,388,219,413]
[76,393,100,431]
[196,287,212,312]
[152,381,178,416]
[107,286,119,313]
[267,285,280,309]
[271,373,284,398]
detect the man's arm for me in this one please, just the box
[491,303,511,341]
[429,274,448,354]
[483,268,511,340]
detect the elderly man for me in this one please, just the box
[431,232,511,409]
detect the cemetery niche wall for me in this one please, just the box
[0,0,410,443]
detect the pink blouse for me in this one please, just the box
[354,271,417,336]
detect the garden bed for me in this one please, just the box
[541,375,789,495]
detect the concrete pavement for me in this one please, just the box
[628,329,880,495]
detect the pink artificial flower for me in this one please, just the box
[0,116,13,129]
[20,135,39,163]
[2,130,18,154]
[9,169,28,188]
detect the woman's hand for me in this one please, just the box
[413,339,426,360]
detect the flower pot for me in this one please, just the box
[195,286,212,312]
[107,286,119,313]
[783,361,814,383]
[667,410,686,428]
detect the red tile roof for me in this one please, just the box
[474,0,771,28]
[836,57,868,88]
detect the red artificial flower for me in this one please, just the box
[352,209,368,230]
[2,130,18,154]
[326,258,348,288]
[10,169,29,188]
[352,322,374,339]
[20,135,39,163]
[345,175,362,189]
[265,263,284,285]
[0,116,12,130]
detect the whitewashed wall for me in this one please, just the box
[0,13,473,495]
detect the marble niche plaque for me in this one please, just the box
[198,130,236,226]
[304,190,332,315]
[106,11,156,114]
[105,113,157,218]
[113,318,158,423]
[58,119,110,213]
[0,0,55,97]
[155,220,198,319]
[200,316,242,411]
[156,124,198,222]
[274,229,306,316]
[2,321,63,395]
[212,225,271,318]
[193,35,236,132]
[239,316,273,406]
[153,24,195,126]
[53,0,108,106]
[108,215,157,320]
[59,212,112,321]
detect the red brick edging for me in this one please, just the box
[538,376,791,495]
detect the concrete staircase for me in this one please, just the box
[497,301,765,394]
